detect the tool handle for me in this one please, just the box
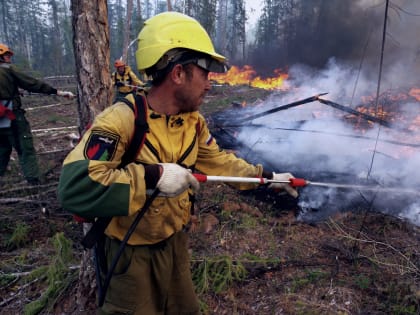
[193,173,208,182]
[193,174,308,187]
[193,174,267,184]
[289,178,307,187]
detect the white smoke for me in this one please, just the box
[226,0,420,225]
[234,59,420,226]
[399,203,420,226]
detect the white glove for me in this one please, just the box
[269,172,299,198]
[57,90,75,99]
[156,163,200,197]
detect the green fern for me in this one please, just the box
[193,255,247,294]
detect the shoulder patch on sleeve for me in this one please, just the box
[84,129,120,161]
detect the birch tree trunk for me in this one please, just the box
[70,0,112,310]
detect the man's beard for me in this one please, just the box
[174,89,202,113]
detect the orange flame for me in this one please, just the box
[209,65,289,90]
[353,87,420,135]
[409,88,420,101]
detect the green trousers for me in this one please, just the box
[0,110,40,182]
[98,231,200,315]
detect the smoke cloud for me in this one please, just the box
[216,0,420,226]
[232,58,420,226]
[251,0,420,87]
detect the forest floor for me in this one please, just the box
[0,82,419,315]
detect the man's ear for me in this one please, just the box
[170,64,185,84]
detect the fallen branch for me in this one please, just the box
[0,187,58,205]
[317,98,392,127]
[38,148,71,155]
[235,93,327,124]
[43,75,76,80]
[284,293,352,314]
[0,197,45,204]
[0,276,45,307]
[25,102,73,110]
[5,265,80,278]
[32,125,78,134]
[327,218,420,276]
[0,182,57,196]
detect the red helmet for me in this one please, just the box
[0,44,13,56]
[114,59,125,68]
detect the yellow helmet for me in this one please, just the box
[136,12,226,73]
[0,44,13,56]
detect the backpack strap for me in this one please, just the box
[117,94,149,168]
[81,94,148,250]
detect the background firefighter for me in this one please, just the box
[58,12,298,314]
[111,59,144,99]
[0,43,74,185]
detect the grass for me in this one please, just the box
[201,85,271,116]
[23,232,77,315]
[6,222,30,249]
[44,113,74,125]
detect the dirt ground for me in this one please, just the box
[0,83,419,315]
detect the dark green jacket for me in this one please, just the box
[0,63,57,110]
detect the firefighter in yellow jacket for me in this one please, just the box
[111,59,143,98]
[58,12,298,315]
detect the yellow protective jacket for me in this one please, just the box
[111,66,143,94]
[58,92,263,245]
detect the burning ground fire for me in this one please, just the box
[209,64,420,226]
[211,65,420,134]
[409,88,420,101]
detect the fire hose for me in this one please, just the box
[192,174,420,195]
[95,173,417,306]
[97,189,160,307]
[119,83,144,89]
[126,84,142,88]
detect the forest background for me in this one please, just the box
[1,0,420,83]
[1,0,420,314]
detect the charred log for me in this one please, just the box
[317,98,393,129]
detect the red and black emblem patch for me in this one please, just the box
[84,130,120,161]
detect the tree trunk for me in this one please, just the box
[122,0,133,62]
[1,1,9,43]
[216,0,227,54]
[136,0,142,16]
[71,0,112,132]
[50,0,63,74]
[70,0,112,310]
